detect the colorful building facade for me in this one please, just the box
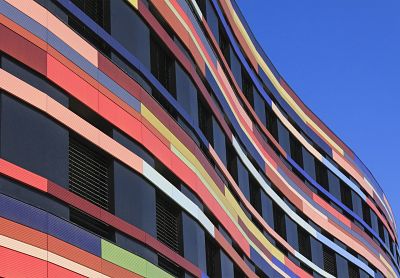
[0,0,398,277]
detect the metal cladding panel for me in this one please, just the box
[47,214,101,257]
[101,239,147,277]
[0,193,48,233]
[0,246,47,278]
[47,263,86,278]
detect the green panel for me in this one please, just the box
[101,239,175,278]
[101,239,147,276]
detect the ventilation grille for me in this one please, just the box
[70,209,114,240]
[323,246,337,276]
[158,255,182,277]
[69,137,110,210]
[156,193,181,253]
[71,0,105,27]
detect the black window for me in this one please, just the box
[297,227,311,259]
[273,203,286,239]
[156,192,182,254]
[71,0,110,29]
[323,246,337,276]
[340,181,353,210]
[212,118,227,166]
[266,105,278,140]
[348,262,360,278]
[1,94,69,187]
[219,26,230,64]
[290,134,303,167]
[241,68,253,106]
[69,136,112,211]
[198,96,213,143]
[249,177,261,214]
[110,0,150,68]
[362,202,371,226]
[206,235,221,278]
[315,160,328,190]
[70,208,114,240]
[158,255,183,277]
[150,36,176,96]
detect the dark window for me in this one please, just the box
[1,94,69,187]
[352,192,363,218]
[348,262,360,278]
[297,227,311,259]
[241,68,253,106]
[158,255,183,277]
[302,147,316,180]
[277,120,291,154]
[114,161,157,236]
[198,96,213,143]
[290,134,303,167]
[370,210,379,234]
[194,0,206,15]
[266,105,278,140]
[285,216,298,250]
[150,36,176,96]
[249,177,261,214]
[236,157,250,200]
[71,0,110,29]
[273,203,286,239]
[70,208,114,240]
[206,235,221,278]
[315,160,328,190]
[327,170,341,201]
[310,237,324,268]
[182,212,207,271]
[156,192,182,254]
[205,0,219,41]
[212,118,227,166]
[219,26,230,64]
[230,50,242,90]
[220,251,234,278]
[253,90,267,126]
[69,136,112,210]
[340,181,353,210]
[362,202,371,226]
[110,0,150,68]
[261,190,274,228]
[323,246,337,276]
[175,63,198,126]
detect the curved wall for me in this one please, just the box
[0,0,398,277]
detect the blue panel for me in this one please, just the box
[0,193,48,233]
[250,247,280,277]
[47,214,101,256]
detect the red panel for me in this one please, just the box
[141,125,172,168]
[98,94,142,143]
[48,263,86,278]
[0,246,47,278]
[0,217,47,250]
[101,259,142,278]
[0,24,47,75]
[0,159,48,192]
[46,54,99,112]
[48,235,102,272]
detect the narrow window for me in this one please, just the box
[198,96,213,143]
[297,227,311,259]
[290,134,303,167]
[340,181,353,210]
[206,236,221,278]
[315,160,328,190]
[219,26,230,64]
[348,262,360,278]
[273,203,286,239]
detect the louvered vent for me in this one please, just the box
[348,262,360,278]
[156,193,181,253]
[323,246,337,276]
[71,0,105,27]
[158,255,183,277]
[70,209,114,240]
[69,136,111,210]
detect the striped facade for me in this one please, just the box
[0,0,398,277]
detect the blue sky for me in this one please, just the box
[236,0,400,229]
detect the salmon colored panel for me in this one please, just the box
[48,235,102,272]
[48,262,86,278]
[46,96,100,145]
[312,194,352,228]
[0,158,48,192]
[101,259,143,278]
[0,24,47,74]
[47,54,99,112]
[0,15,47,50]
[0,217,47,250]
[0,246,47,278]
[46,11,98,66]
[98,94,142,143]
